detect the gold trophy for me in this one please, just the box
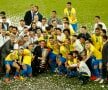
[40,48,48,68]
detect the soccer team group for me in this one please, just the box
[0,2,108,84]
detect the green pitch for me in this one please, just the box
[0,0,108,26]
[0,0,108,90]
[0,73,108,90]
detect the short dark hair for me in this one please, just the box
[9,25,13,28]
[98,24,103,29]
[52,19,57,23]
[63,17,69,21]
[81,26,87,30]
[34,5,39,9]
[56,28,62,32]
[34,41,39,45]
[24,27,28,29]
[46,25,53,31]
[72,51,79,55]
[29,43,34,46]
[31,21,36,24]
[72,35,78,38]
[27,43,34,49]
[95,27,101,31]
[102,29,106,34]
[68,52,72,56]
[49,36,54,39]
[40,40,46,43]
[63,29,70,35]
[52,10,56,14]
[42,17,47,20]
[24,35,28,37]
[0,11,6,16]
[103,35,108,40]
[58,53,63,57]
[20,19,25,22]
[77,55,83,61]
[36,27,42,33]
[2,16,6,19]
[64,21,69,25]
[95,16,100,19]
[79,36,86,41]
[67,2,72,5]
[13,26,18,30]
[45,27,50,31]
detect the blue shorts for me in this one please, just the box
[59,57,66,63]
[49,52,57,71]
[71,23,78,32]
[49,52,57,61]
[93,59,102,66]
[25,64,32,75]
[5,61,14,66]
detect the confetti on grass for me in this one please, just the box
[0,73,108,90]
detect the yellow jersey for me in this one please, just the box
[91,34,103,51]
[47,40,60,55]
[69,25,75,35]
[60,45,70,58]
[5,50,18,61]
[52,45,60,55]
[22,49,33,66]
[64,8,77,24]
[70,41,76,52]
[38,36,44,41]
[47,41,53,49]
[87,44,102,60]
[67,58,77,66]
[70,28,75,35]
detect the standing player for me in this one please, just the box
[64,2,77,32]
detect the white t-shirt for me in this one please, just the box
[36,21,41,27]
[28,36,37,43]
[74,39,84,53]
[14,43,19,49]
[18,26,24,33]
[40,24,48,31]
[57,33,65,42]
[93,22,107,33]
[78,61,91,77]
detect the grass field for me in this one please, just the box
[0,0,108,90]
[0,73,108,90]
[0,0,108,27]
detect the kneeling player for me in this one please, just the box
[4,50,20,82]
